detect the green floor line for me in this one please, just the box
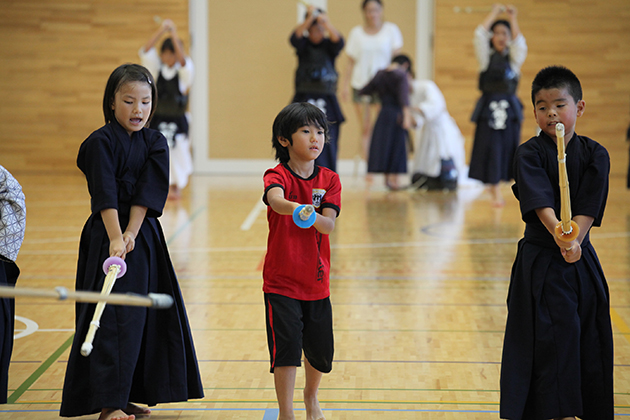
[8,334,74,404]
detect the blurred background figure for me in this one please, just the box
[409,78,468,192]
[359,54,413,190]
[139,18,194,200]
[342,0,403,166]
[468,4,527,206]
[290,5,345,172]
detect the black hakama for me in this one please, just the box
[500,132,613,420]
[0,261,19,404]
[469,93,522,184]
[60,121,203,417]
[359,68,409,174]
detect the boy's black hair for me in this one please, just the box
[531,65,583,106]
[102,64,158,125]
[271,102,329,164]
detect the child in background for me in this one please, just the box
[359,54,413,190]
[500,66,613,419]
[263,102,341,420]
[0,165,25,404]
[290,5,345,172]
[469,4,527,206]
[139,18,194,200]
[60,64,203,420]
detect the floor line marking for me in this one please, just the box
[241,200,266,231]
[7,334,74,404]
[13,315,38,339]
[610,308,630,346]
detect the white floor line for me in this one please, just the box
[240,200,266,231]
[14,315,39,339]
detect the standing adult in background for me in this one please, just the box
[139,18,194,200]
[290,5,345,172]
[342,0,403,163]
[469,4,527,206]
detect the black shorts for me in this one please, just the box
[264,293,334,374]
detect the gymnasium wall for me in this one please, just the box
[1,0,629,178]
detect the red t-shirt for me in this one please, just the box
[262,163,342,300]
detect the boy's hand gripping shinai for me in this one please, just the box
[554,123,580,248]
[293,204,316,229]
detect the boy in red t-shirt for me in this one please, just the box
[263,102,341,420]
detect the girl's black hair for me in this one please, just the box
[362,0,382,9]
[531,65,583,106]
[271,102,329,164]
[489,19,511,49]
[392,53,414,78]
[161,37,175,54]
[490,19,511,33]
[102,64,158,125]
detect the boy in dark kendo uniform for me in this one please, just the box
[500,66,613,420]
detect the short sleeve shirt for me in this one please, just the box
[262,164,341,300]
[346,22,403,89]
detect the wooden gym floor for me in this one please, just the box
[2,171,630,419]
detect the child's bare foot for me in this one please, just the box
[98,408,135,420]
[304,395,325,420]
[168,185,181,200]
[125,403,151,417]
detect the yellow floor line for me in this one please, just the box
[610,308,630,345]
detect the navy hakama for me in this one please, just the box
[60,121,203,417]
[500,132,613,420]
[468,93,522,183]
[0,261,19,404]
[359,68,409,174]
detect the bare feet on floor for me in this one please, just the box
[304,395,325,420]
[125,403,151,417]
[98,408,135,420]
[168,185,181,200]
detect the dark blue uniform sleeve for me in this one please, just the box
[290,32,307,53]
[513,143,556,224]
[572,143,609,226]
[327,36,345,57]
[77,133,119,214]
[131,131,169,218]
